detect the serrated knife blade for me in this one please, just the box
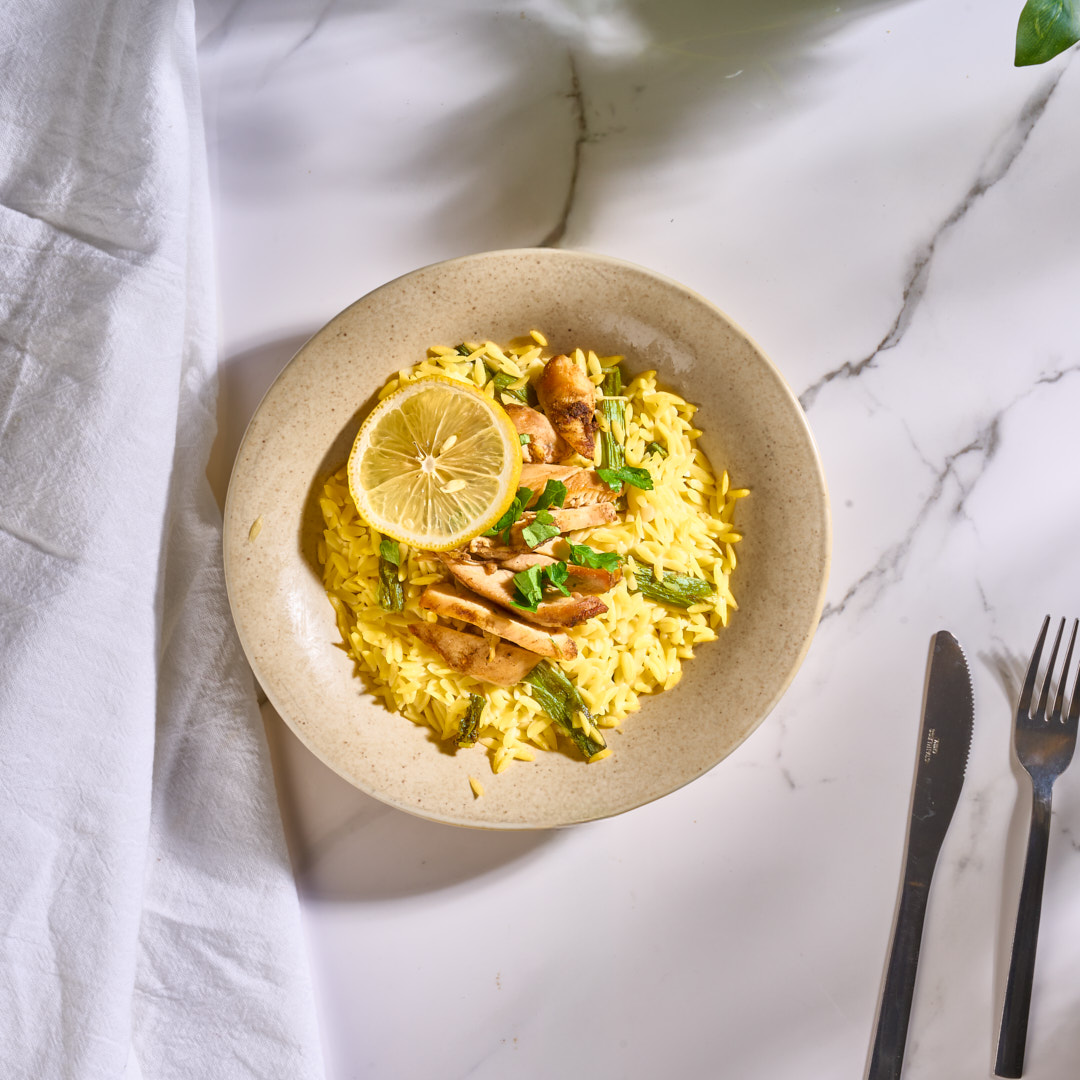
[866,630,974,1080]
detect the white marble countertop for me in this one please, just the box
[197,2,1080,1076]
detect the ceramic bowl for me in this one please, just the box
[223,249,830,828]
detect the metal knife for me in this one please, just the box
[867,630,974,1080]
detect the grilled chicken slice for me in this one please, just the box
[465,503,617,557]
[520,463,622,507]
[469,537,563,561]
[505,404,571,464]
[535,354,598,458]
[408,622,541,686]
[496,552,620,594]
[438,555,607,628]
[420,582,577,659]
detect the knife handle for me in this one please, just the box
[867,874,932,1080]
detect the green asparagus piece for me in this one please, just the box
[646,441,668,458]
[600,366,625,469]
[633,567,714,608]
[492,370,531,405]
[474,360,533,405]
[456,694,485,748]
[377,539,404,612]
[455,343,473,356]
[522,661,606,759]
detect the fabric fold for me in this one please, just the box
[0,2,324,1077]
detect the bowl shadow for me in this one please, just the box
[297,382,383,585]
[209,331,317,513]
[263,704,557,901]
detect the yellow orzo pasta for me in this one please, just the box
[317,333,747,776]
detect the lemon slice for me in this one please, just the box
[347,376,523,551]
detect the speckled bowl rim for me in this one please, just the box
[223,248,831,829]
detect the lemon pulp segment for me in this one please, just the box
[347,377,522,550]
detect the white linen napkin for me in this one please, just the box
[0,2,324,1077]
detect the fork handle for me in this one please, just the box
[995,787,1053,1078]
[867,871,932,1080]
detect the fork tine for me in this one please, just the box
[1051,619,1078,723]
[1035,618,1066,721]
[1019,616,1051,718]
[1067,620,1080,727]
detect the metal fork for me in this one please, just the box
[995,616,1080,1077]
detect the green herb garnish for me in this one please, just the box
[483,486,533,541]
[379,538,401,566]
[511,565,544,611]
[521,513,561,549]
[596,465,653,492]
[568,543,622,572]
[519,433,531,445]
[646,441,668,458]
[511,561,573,609]
[541,561,571,596]
[532,479,567,514]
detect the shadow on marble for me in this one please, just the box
[262,704,556,901]
[414,0,910,253]
[195,0,911,255]
[207,330,315,511]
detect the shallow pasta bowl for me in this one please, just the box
[223,248,830,829]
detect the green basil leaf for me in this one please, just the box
[1016,0,1080,65]
[596,465,654,491]
[567,543,622,572]
[379,538,401,566]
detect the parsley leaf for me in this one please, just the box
[512,561,574,609]
[519,433,531,445]
[596,465,653,492]
[532,479,567,514]
[511,565,544,611]
[645,441,668,458]
[379,538,401,566]
[522,518,561,549]
[483,486,533,540]
[542,561,571,596]
[568,543,622,572]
